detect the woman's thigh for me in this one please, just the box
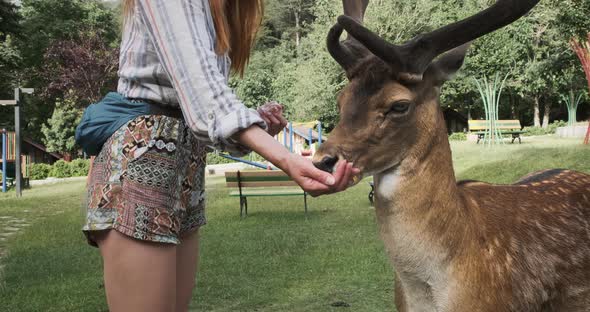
[97,230,177,312]
[175,229,200,312]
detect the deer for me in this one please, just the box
[312,1,590,311]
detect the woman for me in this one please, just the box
[81,0,359,311]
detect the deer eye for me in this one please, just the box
[388,100,411,114]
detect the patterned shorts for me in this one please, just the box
[83,115,208,247]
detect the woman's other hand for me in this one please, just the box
[283,154,360,197]
[257,101,288,137]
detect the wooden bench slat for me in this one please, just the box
[229,189,304,196]
[225,175,293,183]
[226,181,300,188]
[468,119,523,131]
[225,170,289,178]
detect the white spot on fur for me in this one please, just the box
[374,169,401,199]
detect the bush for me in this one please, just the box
[206,152,269,166]
[522,126,547,136]
[448,132,467,141]
[69,159,90,176]
[206,153,236,165]
[29,163,52,180]
[28,159,91,180]
[523,120,567,136]
[547,120,567,134]
[49,160,72,178]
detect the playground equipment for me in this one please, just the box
[1,87,34,196]
[278,121,323,154]
[562,90,584,128]
[1,130,31,193]
[473,74,509,146]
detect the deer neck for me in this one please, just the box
[374,122,460,215]
[373,113,466,267]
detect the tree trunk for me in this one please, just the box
[542,99,551,128]
[533,96,541,127]
[294,10,300,47]
[510,94,517,119]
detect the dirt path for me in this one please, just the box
[0,215,31,274]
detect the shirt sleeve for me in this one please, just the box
[136,0,266,156]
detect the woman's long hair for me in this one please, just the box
[123,0,263,76]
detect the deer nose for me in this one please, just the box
[313,155,339,173]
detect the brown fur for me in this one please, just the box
[314,53,590,311]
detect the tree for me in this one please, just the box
[11,0,120,141]
[41,30,119,107]
[41,94,82,155]
[0,1,21,129]
[18,0,118,71]
[261,0,315,49]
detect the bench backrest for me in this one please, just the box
[225,170,298,188]
[468,119,522,131]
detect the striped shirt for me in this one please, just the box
[117,0,265,155]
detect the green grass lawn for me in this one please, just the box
[0,136,588,312]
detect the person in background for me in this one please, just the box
[80,0,359,311]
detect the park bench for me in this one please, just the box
[225,170,308,217]
[468,119,525,144]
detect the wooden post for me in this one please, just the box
[2,130,6,193]
[14,88,22,197]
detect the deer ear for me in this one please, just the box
[426,43,470,85]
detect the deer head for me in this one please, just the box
[313,0,539,180]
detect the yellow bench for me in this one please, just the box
[225,170,307,217]
[468,120,525,144]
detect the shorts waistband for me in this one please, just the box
[128,98,184,119]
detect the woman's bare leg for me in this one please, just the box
[175,229,200,312]
[96,230,177,312]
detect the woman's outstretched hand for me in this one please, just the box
[283,153,360,197]
[234,125,359,197]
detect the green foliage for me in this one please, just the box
[448,132,467,141]
[3,0,120,142]
[546,120,568,133]
[69,158,90,177]
[48,159,71,178]
[206,152,236,165]
[31,158,90,179]
[18,0,118,70]
[41,95,82,154]
[522,120,567,136]
[28,163,51,180]
[229,0,590,130]
[206,152,268,166]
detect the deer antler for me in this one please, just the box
[332,0,540,81]
[327,0,370,75]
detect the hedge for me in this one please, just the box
[448,132,467,141]
[522,120,567,136]
[28,159,90,180]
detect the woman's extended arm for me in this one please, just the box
[136,0,358,192]
[235,126,359,196]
